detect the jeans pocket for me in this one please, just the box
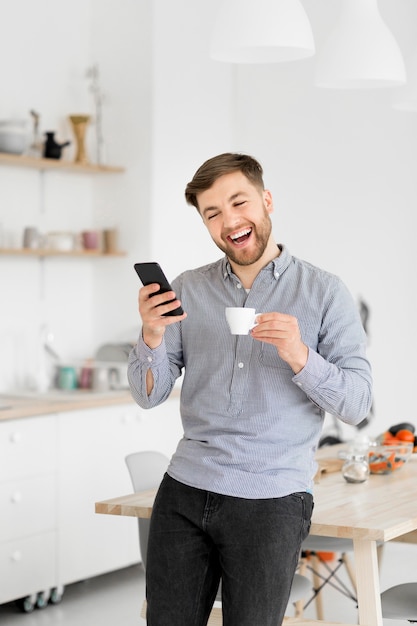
[289,492,314,540]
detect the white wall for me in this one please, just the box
[149,0,233,277]
[89,0,154,344]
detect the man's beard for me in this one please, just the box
[214,209,273,267]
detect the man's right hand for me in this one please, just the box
[139,283,187,349]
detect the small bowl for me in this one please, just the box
[0,120,30,155]
[47,231,75,251]
[368,443,413,474]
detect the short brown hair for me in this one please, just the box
[185,153,265,211]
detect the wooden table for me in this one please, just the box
[95,455,417,626]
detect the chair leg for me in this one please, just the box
[293,557,307,617]
[301,551,358,620]
[293,603,303,618]
[377,543,384,569]
[341,553,357,594]
[141,599,146,620]
[311,554,325,620]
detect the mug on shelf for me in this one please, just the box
[23,227,40,249]
[81,230,100,250]
[58,366,78,390]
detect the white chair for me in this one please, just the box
[299,535,357,620]
[125,450,169,569]
[381,583,417,622]
[125,450,312,622]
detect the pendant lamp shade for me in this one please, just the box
[392,48,417,112]
[210,0,315,64]
[315,0,406,89]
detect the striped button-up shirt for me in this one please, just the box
[128,245,372,498]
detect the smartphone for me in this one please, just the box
[134,262,184,316]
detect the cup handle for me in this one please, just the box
[250,313,262,330]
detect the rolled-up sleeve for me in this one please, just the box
[293,348,372,424]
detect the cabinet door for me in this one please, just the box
[0,532,57,604]
[58,405,138,585]
[0,475,56,542]
[0,415,56,481]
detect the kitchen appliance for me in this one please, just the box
[94,343,133,390]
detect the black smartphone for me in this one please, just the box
[134,262,184,316]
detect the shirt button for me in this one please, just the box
[237,283,242,289]
[147,356,153,363]
[274,271,280,279]
[297,382,302,387]
[238,362,244,369]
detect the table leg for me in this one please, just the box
[353,538,383,626]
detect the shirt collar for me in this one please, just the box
[222,244,292,281]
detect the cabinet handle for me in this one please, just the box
[11,491,22,503]
[11,550,22,562]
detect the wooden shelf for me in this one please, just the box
[0,152,125,173]
[0,248,126,258]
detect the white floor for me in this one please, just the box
[0,565,146,626]
[0,543,411,625]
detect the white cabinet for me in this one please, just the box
[57,400,182,584]
[0,396,183,607]
[57,405,141,584]
[0,415,58,605]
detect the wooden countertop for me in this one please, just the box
[0,390,135,421]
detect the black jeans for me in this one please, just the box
[146,474,313,626]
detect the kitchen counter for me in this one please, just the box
[0,390,135,421]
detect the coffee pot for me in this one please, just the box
[43,132,71,160]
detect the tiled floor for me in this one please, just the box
[0,543,411,626]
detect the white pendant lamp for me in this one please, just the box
[315,0,406,89]
[392,48,417,112]
[210,0,315,64]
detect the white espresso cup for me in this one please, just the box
[225,307,259,335]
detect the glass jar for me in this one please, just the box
[342,453,369,483]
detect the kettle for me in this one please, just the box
[92,366,112,392]
[92,364,126,391]
[43,131,71,160]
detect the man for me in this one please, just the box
[128,153,373,626]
